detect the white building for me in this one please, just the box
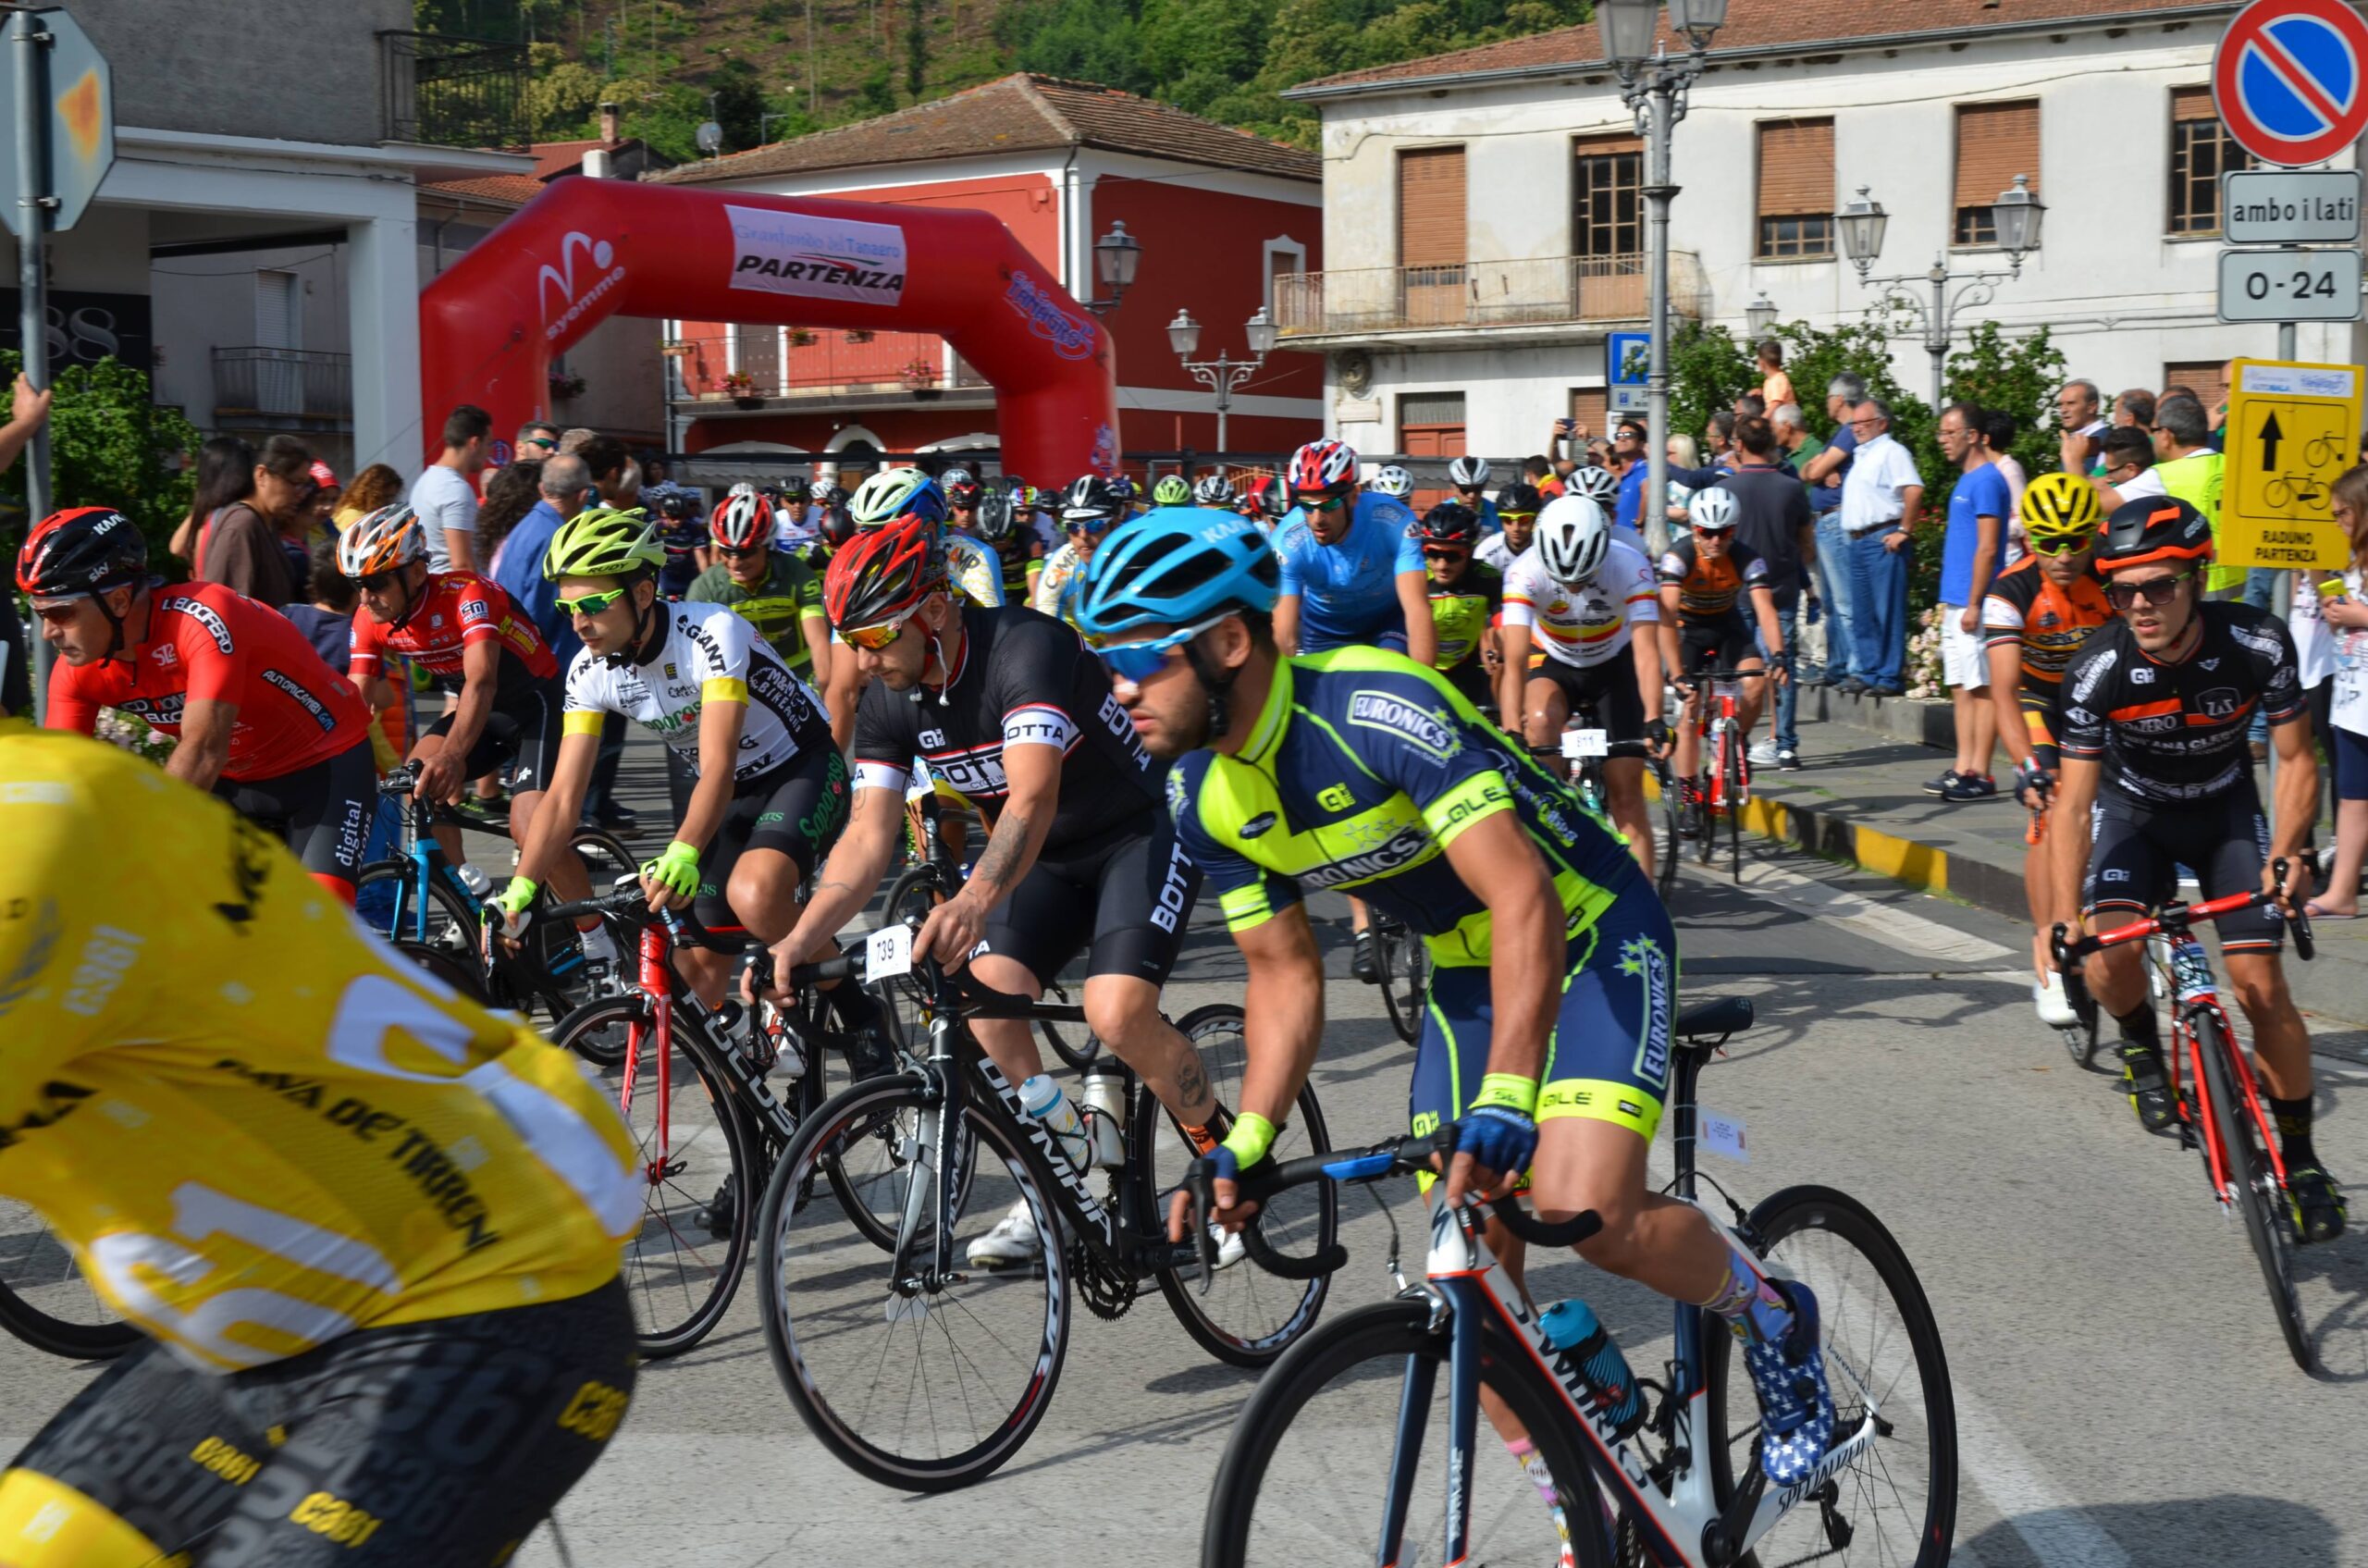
[1280,0,2348,463]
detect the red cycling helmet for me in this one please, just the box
[711,490,773,551]
[1289,438,1359,497]
[823,511,946,633]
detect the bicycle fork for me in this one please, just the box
[620,924,673,1186]
[2172,945,2293,1209]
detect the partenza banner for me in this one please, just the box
[725,204,908,304]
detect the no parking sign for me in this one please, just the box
[2214,0,2368,168]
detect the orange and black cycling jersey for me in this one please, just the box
[1656,537,1770,621]
[1980,555,2111,687]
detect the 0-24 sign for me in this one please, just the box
[2217,246,2364,323]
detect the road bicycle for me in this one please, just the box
[756,860,1340,1490]
[2266,471,2330,511]
[1198,994,1958,1568]
[0,1201,139,1362]
[1370,907,1429,1046]
[2054,866,2320,1371]
[1674,667,1754,882]
[540,886,896,1356]
[1550,706,1680,905]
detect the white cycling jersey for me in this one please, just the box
[1500,539,1659,669]
[562,604,830,781]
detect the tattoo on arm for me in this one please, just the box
[968,809,1032,896]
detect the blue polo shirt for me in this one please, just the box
[1809,426,1856,515]
[1615,463,1650,536]
[1940,462,2012,607]
[488,499,583,670]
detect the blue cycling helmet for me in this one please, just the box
[1073,506,1281,638]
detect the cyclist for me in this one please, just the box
[1273,438,1434,667]
[690,486,832,686]
[1414,500,1503,710]
[1659,486,1784,814]
[1371,463,1415,502]
[1561,463,1626,546]
[1193,473,1238,511]
[21,506,376,903]
[1449,453,1499,535]
[1503,493,1665,880]
[943,466,986,536]
[1072,508,1835,1488]
[0,723,640,1564]
[1981,473,2112,1027]
[1153,474,1194,507]
[850,467,1002,608]
[976,482,1043,606]
[1107,473,1145,518]
[763,511,1220,1268]
[1475,481,1545,573]
[1242,474,1291,525]
[653,487,709,599]
[1033,475,1126,624]
[2055,497,2344,1241]
[494,509,845,1007]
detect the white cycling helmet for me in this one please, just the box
[1448,454,1490,488]
[1687,487,1740,532]
[1192,473,1238,507]
[1536,494,1611,587]
[727,481,758,499]
[1372,464,1414,500]
[338,502,426,578]
[1568,464,1620,504]
[849,466,945,528]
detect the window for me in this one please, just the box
[1263,236,1308,313]
[1400,392,1467,455]
[1572,134,1645,258]
[1952,101,2040,247]
[1398,147,1466,326]
[2162,360,2231,419]
[2168,87,2255,236]
[1756,118,1835,259]
[1571,388,1609,444]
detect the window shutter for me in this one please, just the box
[1954,101,2040,211]
[1398,147,1467,269]
[1400,392,1466,426]
[2171,85,2216,122]
[253,270,300,351]
[2163,360,2231,417]
[1757,119,1834,216]
[1572,387,1609,441]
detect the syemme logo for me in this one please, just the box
[538,232,626,343]
[726,204,906,305]
[1005,270,1096,361]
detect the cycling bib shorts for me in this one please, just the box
[210,736,376,892]
[423,685,563,794]
[975,817,1202,988]
[2082,784,2285,952]
[689,746,851,932]
[1529,659,1646,753]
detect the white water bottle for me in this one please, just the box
[453,862,493,900]
[1079,1067,1128,1169]
[1018,1074,1090,1173]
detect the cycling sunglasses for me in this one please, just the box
[1088,613,1230,683]
[841,606,920,650]
[1300,493,1350,513]
[2104,572,2191,610]
[715,542,765,558]
[555,586,630,617]
[1497,510,1536,525]
[354,571,402,594]
[1064,513,1116,537]
[1423,546,1470,562]
[2028,533,2097,557]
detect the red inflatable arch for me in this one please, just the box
[419,179,1119,477]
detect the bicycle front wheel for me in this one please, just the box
[355,859,475,954]
[1374,919,1426,1045]
[0,1199,139,1361]
[1703,1185,1957,1568]
[1202,1298,1612,1568]
[1721,720,1745,879]
[1655,761,1681,903]
[2194,1012,2313,1372]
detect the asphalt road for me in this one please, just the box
[7,831,2367,1567]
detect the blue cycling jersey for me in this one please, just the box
[1272,493,1423,649]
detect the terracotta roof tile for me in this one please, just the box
[1292,0,2244,94]
[653,73,1317,185]
[419,174,546,206]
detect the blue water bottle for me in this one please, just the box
[1539,1299,1646,1438]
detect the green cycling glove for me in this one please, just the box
[642,841,703,900]
[490,876,537,918]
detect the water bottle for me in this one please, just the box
[1539,1299,1645,1438]
[1079,1067,1128,1170]
[1018,1074,1090,1173]
[452,862,493,901]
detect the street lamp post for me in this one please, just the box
[1837,176,2045,410]
[1083,222,1141,316]
[1168,308,1277,468]
[1600,0,1728,556]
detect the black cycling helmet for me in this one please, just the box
[2097,495,2214,572]
[817,505,857,550]
[17,506,149,599]
[657,488,700,522]
[1498,483,1546,517]
[1417,500,1483,549]
[1061,475,1126,531]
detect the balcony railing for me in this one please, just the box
[378,31,531,149]
[1273,253,1708,337]
[212,348,352,423]
[668,332,993,402]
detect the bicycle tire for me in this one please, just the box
[2193,1011,2313,1372]
[877,864,948,1055]
[1721,719,1745,880]
[550,994,759,1357]
[760,1074,1070,1491]
[1656,761,1681,903]
[392,939,488,1003]
[355,858,476,953]
[1375,918,1426,1045]
[1039,979,1103,1072]
[568,825,637,887]
[1702,1185,1958,1568]
[0,1200,140,1362]
[826,1065,980,1254]
[1201,1298,1613,1568]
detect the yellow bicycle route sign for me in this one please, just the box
[2221,357,2362,570]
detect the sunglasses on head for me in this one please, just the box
[1087,613,1230,684]
[555,586,630,617]
[2104,572,2191,610]
[840,606,919,650]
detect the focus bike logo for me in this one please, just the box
[537,231,628,344]
[1005,271,1097,362]
[725,204,907,305]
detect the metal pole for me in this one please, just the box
[1929,262,1948,412]
[2278,320,2298,361]
[14,9,55,719]
[1642,76,1674,559]
[1214,361,1229,460]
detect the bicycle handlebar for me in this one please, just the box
[2052,858,2315,968]
[538,885,857,983]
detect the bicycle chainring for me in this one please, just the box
[1069,1236,1138,1321]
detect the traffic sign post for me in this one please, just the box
[1606,331,1649,415]
[2219,358,2362,571]
[2214,0,2368,168]
[2222,167,2362,243]
[2216,246,2364,323]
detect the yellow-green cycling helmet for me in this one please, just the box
[545,506,663,580]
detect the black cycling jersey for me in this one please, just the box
[851,604,1161,851]
[2058,600,2304,805]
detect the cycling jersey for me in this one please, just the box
[945,531,1006,608]
[686,552,825,674]
[1657,537,1770,621]
[1032,539,1088,625]
[0,727,639,1371]
[348,569,558,702]
[43,582,372,781]
[991,535,1039,604]
[1503,540,1659,670]
[654,512,708,599]
[1426,562,1503,673]
[1980,555,2112,687]
[1272,494,1424,649]
[562,604,831,781]
[851,604,1159,852]
[2059,600,2303,805]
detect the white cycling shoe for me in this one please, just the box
[2032,971,2078,1028]
[967,1199,1042,1267]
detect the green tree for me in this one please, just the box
[0,352,200,567]
[906,0,931,99]
[709,56,769,149]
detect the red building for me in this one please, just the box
[648,74,1323,481]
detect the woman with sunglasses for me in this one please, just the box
[689,488,831,688]
[2052,498,2344,1242]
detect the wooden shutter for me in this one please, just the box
[1398,147,1467,268]
[1757,119,1833,216]
[2163,360,2231,417]
[2171,85,2216,122]
[1954,101,2040,210]
[1572,387,1608,441]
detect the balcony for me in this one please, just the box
[1273,253,1708,348]
[212,348,352,430]
[377,31,531,149]
[667,331,994,415]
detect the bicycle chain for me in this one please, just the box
[1069,1236,1138,1321]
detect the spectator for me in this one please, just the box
[1702,412,1735,463]
[1,371,51,474]
[1982,410,2029,552]
[577,435,641,509]
[169,435,256,563]
[279,460,341,595]
[0,373,48,717]
[1610,418,1651,539]
[1838,399,1924,698]
[2055,379,2109,473]
[2088,426,2164,511]
[411,403,491,571]
[1522,454,1558,500]
[1802,373,1866,686]
[2148,397,2230,592]
[1753,340,1794,411]
[1733,392,1767,420]
[194,434,310,609]
[281,537,402,777]
[475,460,547,565]
[1723,415,1816,770]
[557,427,599,455]
[489,454,590,672]
[2112,388,2157,431]
[1771,403,1825,500]
[1931,402,2010,799]
[334,463,405,530]
[2311,465,2368,916]
[515,421,562,460]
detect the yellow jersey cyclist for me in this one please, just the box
[1072,506,1837,1488]
[688,487,832,686]
[1413,500,1503,710]
[0,724,639,1567]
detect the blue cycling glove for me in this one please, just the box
[1455,1073,1540,1182]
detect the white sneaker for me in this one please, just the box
[1748,738,1780,766]
[966,1198,1042,1267]
[2033,971,2078,1028]
[1210,1224,1248,1271]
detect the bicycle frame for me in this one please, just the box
[617,911,810,1158]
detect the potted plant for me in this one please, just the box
[899,356,942,390]
[845,327,874,344]
[547,366,588,401]
[786,327,816,348]
[722,368,763,409]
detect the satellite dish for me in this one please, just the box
[696,120,723,154]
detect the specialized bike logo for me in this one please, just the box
[726,204,906,305]
[538,231,627,343]
[1004,270,1096,362]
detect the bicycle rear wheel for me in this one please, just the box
[355,859,475,954]
[1721,720,1745,879]
[1202,1299,1611,1568]
[1703,1185,1957,1568]
[1374,918,1426,1045]
[393,939,488,1004]
[0,1199,139,1361]
[2193,1013,2313,1372]
[1655,760,1681,903]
